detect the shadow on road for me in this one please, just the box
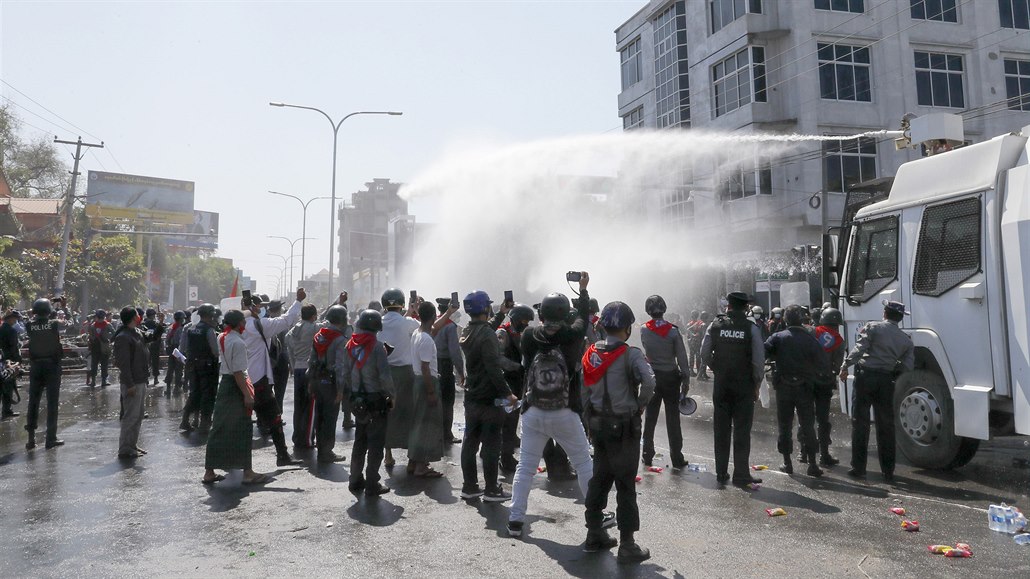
[346,496,405,526]
[522,535,669,579]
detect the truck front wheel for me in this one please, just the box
[893,370,980,470]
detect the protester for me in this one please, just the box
[434,298,465,444]
[378,288,420,471]
[142,308,166,386]
[286,304,320,449]
[409,301,445,477]
[265,300,292,414]
[336,309,394,496]
[496,303,533,473]
[0,310,22,418]
[203,310,269,486]
[113,306,149,459]
[87,310,113,388]
[163,311,186,397]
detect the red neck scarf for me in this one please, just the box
[170,322,180,333]
[816,326,844,352]
[645,319,674,338]
[582,343,628,387]
[219,324,244,354]
[92,320,109,332]
[313,327,343,357]
[346,332,377,370]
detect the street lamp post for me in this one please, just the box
[269,253,296,300]
[268,235,315,293]
[269,103,402,298]
[267,191,330,283]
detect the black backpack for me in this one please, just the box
[525,346,571,410]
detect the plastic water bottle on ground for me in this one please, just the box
[686,464,707,472]
[1014,533,1030,545]
[989,504,1007,532]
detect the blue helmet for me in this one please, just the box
[600,301,635,330]
[463,290,492,316]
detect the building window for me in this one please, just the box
[914,197,981,297]
[914,51,965,108]
[818,43,871,101]
[662,188,695,227]
[824,137,877,195]
[815,0,865,13]
[710,0,762,34]
[910,0,958,22]
[1000,0,1030,29]
[622,107,644,130]
[620,38,642,90]
[845,215,898,303]
[712,46,766,117]
[654,1,690,128]
[1004,58,1030,111]
[719,157,772,201]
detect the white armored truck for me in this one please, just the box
[827,117,1030,469]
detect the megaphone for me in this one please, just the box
[678,394,697,416]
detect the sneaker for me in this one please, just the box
[483,487,511,503]
[507,520,524,538]
[601,511,617,529]
[617,541,651,564]
[460,485,484,500]
[583,530,618,553]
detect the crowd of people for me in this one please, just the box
[0,272,916,564]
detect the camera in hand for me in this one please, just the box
[241,290,253,308]
[566,271,582,283]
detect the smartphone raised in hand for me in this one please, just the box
[566,271,582,283]
[504,290,514,305]
[450,292,460,309]
[410,290,418,304]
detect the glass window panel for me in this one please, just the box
[855,67,871,101]
[947,54,963,70]
[836,64,856,100]
[1019,60,1030,75]
[911,0,926,19]
[854,47,870,64]
[930,53,947,69]
[949,73,964,107]
[1005,59,1019,74]
[831,0,849,10]
[931,71,950,105]
[818,43,834,60]
[915,51,930,68]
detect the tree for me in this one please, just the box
[0,105,70,199]
[164,254,237,308]
[22,235,144,311]
[0,238,39,308]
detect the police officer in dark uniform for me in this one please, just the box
[700,292,764,486]
[179,304,220,433]
[798,307,846,466]
[840,300,914,483]
[24,298,65,450]
[142,308,166,386]
[764,305,827,478]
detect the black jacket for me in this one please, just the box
[520,289,590,413]
[764,326,828,386]
[460,320,512,405]
[0,324,20,363]
[114,327,149,386]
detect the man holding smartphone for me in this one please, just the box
[435,294,465,443]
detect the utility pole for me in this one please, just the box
[54,136,104,298]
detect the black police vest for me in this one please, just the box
[188,322,216,364]
[708,313,752,376]
[27,317,62,360]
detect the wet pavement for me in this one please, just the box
[1,370,1028,577]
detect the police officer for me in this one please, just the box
[799,307,846,466]
[310,304,351,463]
[581,301,655,563]
[840,301,914,483]
[700,292,764,486]
[497,303,534,472]
[179,304,220,433]
[142,308,166,385]
[1,310,22,418]
[639,295,690,469]
[764,305,826,478]
[24,298,65,450]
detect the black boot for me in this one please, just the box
[617,535,651,564]
[273,425,303,466]
[819,444,840,466]
[797,452,808,464]
[806,453,823,477]
[780,454,793,474]
[25,430,36,450]
[583,529,617,553]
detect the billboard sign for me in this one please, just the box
[85,171,195,225]
[166,211,219,250]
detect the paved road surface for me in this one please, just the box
[1,373,1028,577]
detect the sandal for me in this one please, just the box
[201,474,226,485]
[242,473,273,485]
[414,468,444,478]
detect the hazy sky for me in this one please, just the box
[0,0,640,295]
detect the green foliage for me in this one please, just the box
[0,238,38,307]
[22,235,144,310]
[0,105,70,199]
[164,254,237,307]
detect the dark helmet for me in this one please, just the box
[381,288,405,309]
[463,290,492,316]
[819,307,843,326]
[94,309,107,319]
[588,298,600,315]
[356,309,384,332]
[600,301,635,330]
[197,303,217,319]
[367,300,384,313]
[31,298,52,316]
[326,304,348,326]
[173,310,186,322]
[690,309,700,319]
[539,293,571,323]
[222,309,245,329]
[509,304,535,325]
[145,308,156,318]
[644,295,667,317]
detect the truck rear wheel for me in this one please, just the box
[893,370,980,470]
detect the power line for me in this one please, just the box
[0,95,74,136]
[0,78,104,142]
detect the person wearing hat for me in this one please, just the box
[163,311,187,397]
[24,299,66,449]
[179,304,221,433]
[87,309,114,388]
[700,292,765,486]
[113,306,150,459]
[434,297,465,443]
[142,308,166,386]
[1,310,23,418]
[839,300,914,483]
[286,304,321,449]
[581,301,655,563]
[639,295,691,470]
[798,307,846,467]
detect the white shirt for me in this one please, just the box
[379,311,420,367]
[411,328,439,378]
[242,300,302,383]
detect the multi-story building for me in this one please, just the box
[337,178,408,303]
[616,0,1030,307]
